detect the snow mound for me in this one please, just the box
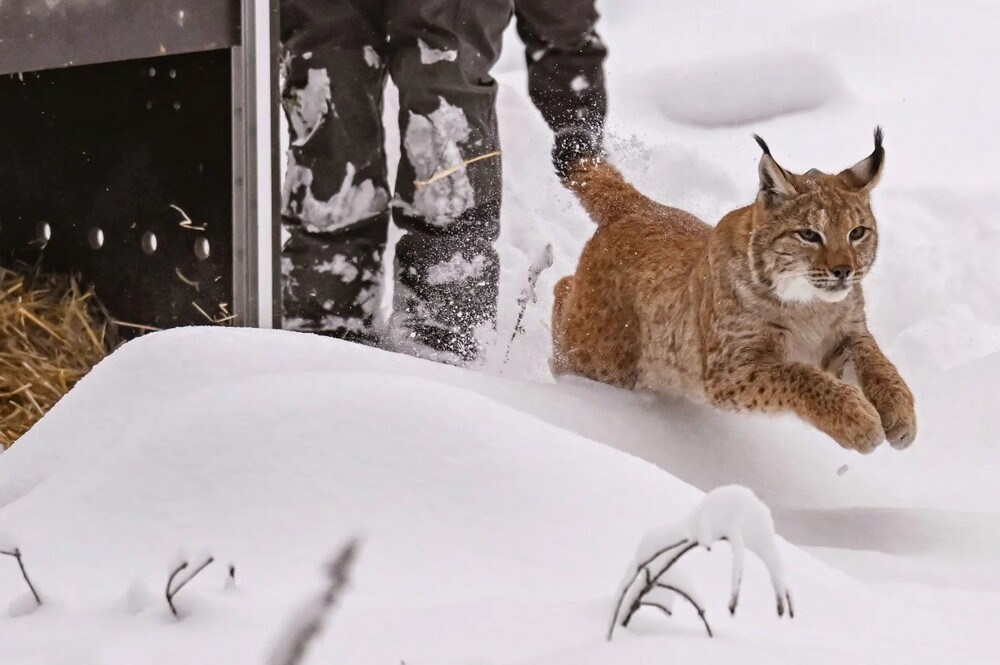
[651,52,844,128]
[0,330,993,663]
[0,331,696,609]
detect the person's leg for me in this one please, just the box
[513,0,608,175]
[384,0,513,363]
[280,0,390,338]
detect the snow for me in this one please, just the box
[518,243,554,307]
[418,39,458,65]
[121,579,155,616]
[284,159,390,233]
[403,97,477,226]
[362,46,381,69]
[3,0,1000,662]
[315,255,359,283]
[285,68,332,146]
[426,252,488,285]
[7,593,39,619]
[0,329,996,663]
[570,74,590,93]
[651,52,844,128]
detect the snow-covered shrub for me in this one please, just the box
[504,242,554,363]
[608,485,792,639]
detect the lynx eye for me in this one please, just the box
[797,229,823,244]
[849,226,868,241]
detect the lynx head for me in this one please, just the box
[748,128,885,304]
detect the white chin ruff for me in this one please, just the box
[773,274,850,304]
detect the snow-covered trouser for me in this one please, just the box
[280,0,607,360]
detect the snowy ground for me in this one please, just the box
[3,0,1000,662]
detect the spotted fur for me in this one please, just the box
[552,130,915,453]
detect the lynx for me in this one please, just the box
[551,129,915,453]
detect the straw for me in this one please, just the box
[0,265,118,448]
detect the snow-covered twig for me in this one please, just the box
[267,539,359,665]
[165,553,215,617]
[504,243,554,364]
[608,486,792,641]
[0,548,42,607]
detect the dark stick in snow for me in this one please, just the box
[657,583,713,638]
[165,556,215,617]
[779,590,794,619]
[635,601,673,620]
[618,542,701,636]
[1,548,42,606]
[267,539,359,665]
[607,538,690,640]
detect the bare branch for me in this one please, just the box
[778,590,794,619]
[1,548,42,607]
[165,556,215,617]
[267,539,359,665]
[165,561,189,617]
[607,539,690,641]
[620,542,699,632]
[658,583,713,638]
[638,601,672,619]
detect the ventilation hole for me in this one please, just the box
[173,101,181,111]
[142,231,158,255]
[148,67,157,77]
[169,69,177,79]
[36,221,51,247]
[88,227,104,250]
[194,237,211,261]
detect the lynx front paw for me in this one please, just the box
[825,391,885,454]
[874,391,917,450]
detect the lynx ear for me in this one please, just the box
[754,135,798,207]
[839,127,885,192]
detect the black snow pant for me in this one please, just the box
[280,0,607,361]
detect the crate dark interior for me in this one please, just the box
[0,50,234,331]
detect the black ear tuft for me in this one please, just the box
[838,127,886,191]
[870,126,885,174]
[752,134,772,156]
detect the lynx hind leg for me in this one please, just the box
[549,274,639,388]
[550,276,575,376]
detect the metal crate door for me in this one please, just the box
[0,0,277,331]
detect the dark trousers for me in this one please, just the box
[280,0,606,360]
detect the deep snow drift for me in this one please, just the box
[3,0,1000,662]
[0,330,995,664]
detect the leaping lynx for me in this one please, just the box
[551,129,915,453]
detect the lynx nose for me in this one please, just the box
[830,265,854,280]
